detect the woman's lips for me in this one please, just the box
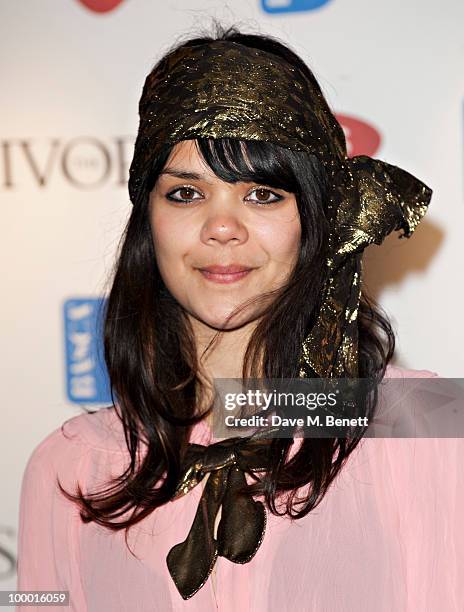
[197,265,254,284]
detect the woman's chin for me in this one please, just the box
[192,308,256,332]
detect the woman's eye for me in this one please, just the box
[165,185,283,205]
[245,187,283,205]
[165,186,203,203]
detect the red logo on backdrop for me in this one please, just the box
[77,0,125,13]
[335,114,381,158]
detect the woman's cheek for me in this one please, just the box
[152,214,182,257]
[255,217,301,260]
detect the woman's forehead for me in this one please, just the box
[166,140,205,165]
[161,140,215,179]
[163,139,254,176]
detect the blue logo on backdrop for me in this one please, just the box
[261,0,331,13]
[64,298,111,404]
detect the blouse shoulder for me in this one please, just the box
[23,407,129,482]
[384,364,439,378]
[60,406,129,453]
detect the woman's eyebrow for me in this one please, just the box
[160,168,213,183]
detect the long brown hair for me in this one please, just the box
[59,23,395,538]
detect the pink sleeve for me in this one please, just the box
[380,436,464,609]
[16,426,87,611]
[375,368,464,608]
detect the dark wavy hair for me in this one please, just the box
[59,23,395,543]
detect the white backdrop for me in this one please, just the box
[1,0,463,603]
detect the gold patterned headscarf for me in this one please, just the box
[128,40,432,379]
[127,39,433,600]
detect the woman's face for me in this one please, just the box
[149,139,301,331]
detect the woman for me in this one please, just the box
[17,25,463,611]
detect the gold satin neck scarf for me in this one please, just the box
[167,434,271,600]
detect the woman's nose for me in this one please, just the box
[200,204,249,246]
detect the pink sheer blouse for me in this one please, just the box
[16,365,464,611]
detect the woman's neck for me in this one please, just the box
[188,316,264,427]
[189,315,259,382]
